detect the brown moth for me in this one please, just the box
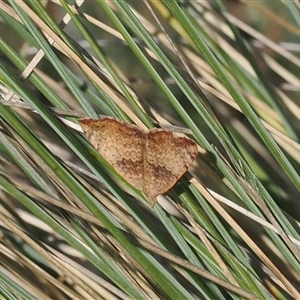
[79,117,198,206]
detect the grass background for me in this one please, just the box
[0,1,300,299]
